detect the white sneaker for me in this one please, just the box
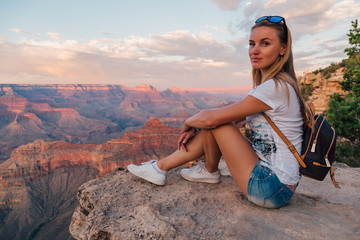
[180,161,221,184]
[218,158,231,176]
[127,160,166,186]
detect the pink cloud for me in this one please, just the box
[0,31,252,89]
[10,28,42,37]
[47,32,62,41]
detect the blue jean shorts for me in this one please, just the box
[247,161,294,209]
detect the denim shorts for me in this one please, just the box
[247,161,294,209]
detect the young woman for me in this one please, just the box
[127,16,313,208]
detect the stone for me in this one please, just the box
[69,164,360,239]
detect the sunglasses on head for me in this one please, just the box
[255,16,285,24]
[255,16,288,39]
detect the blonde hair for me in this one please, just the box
[251,20,313,127]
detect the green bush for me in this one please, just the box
[326,19,360,166]
[300,82,315,100]
[335,141,360,167]
[313,62,342,78]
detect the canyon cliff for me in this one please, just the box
[0,118,181,239]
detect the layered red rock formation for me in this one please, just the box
[0,84,232,161]
[0,118,181,239]
[0,118,180,187]
[0,89,119,161]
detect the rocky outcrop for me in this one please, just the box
[298,68,346,114]
[70,165,360,239]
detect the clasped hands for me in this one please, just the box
[177,124,199,152]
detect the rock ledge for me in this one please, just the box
[70,165,360,240]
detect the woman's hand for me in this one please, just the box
[181,121,193,133]
[177,127,197,152]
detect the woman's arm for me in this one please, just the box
[183,95,272,132]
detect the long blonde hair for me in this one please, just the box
[251,20,313,127]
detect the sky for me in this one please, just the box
[0,0,359,90]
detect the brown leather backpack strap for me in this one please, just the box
[330,165,341,188]
[262,112,307,168]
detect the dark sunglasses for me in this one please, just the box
[255,16,288,39]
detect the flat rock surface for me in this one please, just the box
[70,165,360,240]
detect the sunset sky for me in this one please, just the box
[0,0,359,89]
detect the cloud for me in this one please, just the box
[210,0,243,11]
[0,35,9,40]
[239,0,360,35]
[0,30,252,89]
[47,32,62,41]
[10,28,42,37]
[99,31,111,35]
[85,30,248,64]
[294,35,348,74]
[140,31,239,61]
[264,0,287,7]
[10,28,24,34]
[2,0,356,89]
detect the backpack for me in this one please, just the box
[262,110,340,188]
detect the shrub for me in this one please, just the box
[326,19,360,166]
[300,83,315,101]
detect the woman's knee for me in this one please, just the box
[209,123,246,144]
[212,122,239,132]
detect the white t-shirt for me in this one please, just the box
[247,79,303,185]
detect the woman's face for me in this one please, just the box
[248,26,286,74]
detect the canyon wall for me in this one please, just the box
[0,118,180,239]
[0,84,248,161]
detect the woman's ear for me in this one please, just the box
[280,44,287,56]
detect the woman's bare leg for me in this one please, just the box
[202,130,222,173]
[209,124,258,197]
[157,123,258,197]
[157,129,222,172]
[157,130,207,171]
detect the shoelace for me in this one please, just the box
[195,162,205,173]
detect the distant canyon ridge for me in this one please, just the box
[0,84,250,162]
